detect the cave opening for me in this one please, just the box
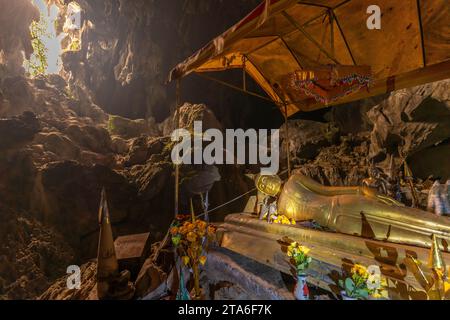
[24,0,81,77]
[24,0,62,76]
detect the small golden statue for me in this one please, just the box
[255,175,282,222]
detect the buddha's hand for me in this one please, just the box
[375,194,405,207]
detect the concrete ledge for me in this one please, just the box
[205,248,295,300]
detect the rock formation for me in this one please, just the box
[0,204,74,300]
[0,0,449,300]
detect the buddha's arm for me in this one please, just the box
[295,174,404,207]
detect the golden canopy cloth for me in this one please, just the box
[168,0,450,117]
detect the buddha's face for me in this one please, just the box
[256,175,282,197]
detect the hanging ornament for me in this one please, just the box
[284,65,372,105]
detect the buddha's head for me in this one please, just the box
[256,175,282,197]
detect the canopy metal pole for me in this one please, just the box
[284,103,291,177]
[174,79,181,218]
[242,56,247,91]
[195,72,275,103]
[281,11,340,65]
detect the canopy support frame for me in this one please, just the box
[174,79,181,218]
[195,72,276,104]
[333,10,357,65]
[416,0,427,67]
[281,11,340,65]
[280,36,305,69]
[283,103,291,177]
[242,55,247,91]
[195,71,294,177]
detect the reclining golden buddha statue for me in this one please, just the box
[276,173,450,250]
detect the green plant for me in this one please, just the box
[287,242,312,275]
[69,38,81,51]
[339,277,370,300]
[107,115,117,133]
[24,14,49,77]
[338,264,371,299]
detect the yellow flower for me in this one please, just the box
[287,251,293,257]
[372,289,389,299]
[187,232,197,242]
[372,292,382,299]
[291,219,296,225]
[170,227,179,235]
[207,225,217,236]
[196,220,207,230]
[179,226,188,235]
[182,256,190,266]
[352,264,368,277]
[199,256,207,266]
[380,289,389,299]
[197,229,206,237]
[299,246,310,255]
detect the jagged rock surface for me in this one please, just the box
[39,261,97,300]
[280,119,340,161]
[0,0,39,76]
[368,79,450,180]
[284,80,450,189]
[0,204,74,300]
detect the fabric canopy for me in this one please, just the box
[168,0,450,116]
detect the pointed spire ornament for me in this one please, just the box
[429,234,446,272]
[404,161,413,179]
[428,234,447,300]
[403,160,418,207]
[96,188,119,299]
[388,155,395,180]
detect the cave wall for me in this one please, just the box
[50,0,280,129]
[0,0,39,76]
[368,79,450,180]
[282,79,450,189]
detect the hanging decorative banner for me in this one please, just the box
[285,65,373,105]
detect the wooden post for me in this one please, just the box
[174,79,181,218]
[284,103,291,177]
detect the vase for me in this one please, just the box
[294,274,309,300]
[191,264,202,300]
[341,291,357,300]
